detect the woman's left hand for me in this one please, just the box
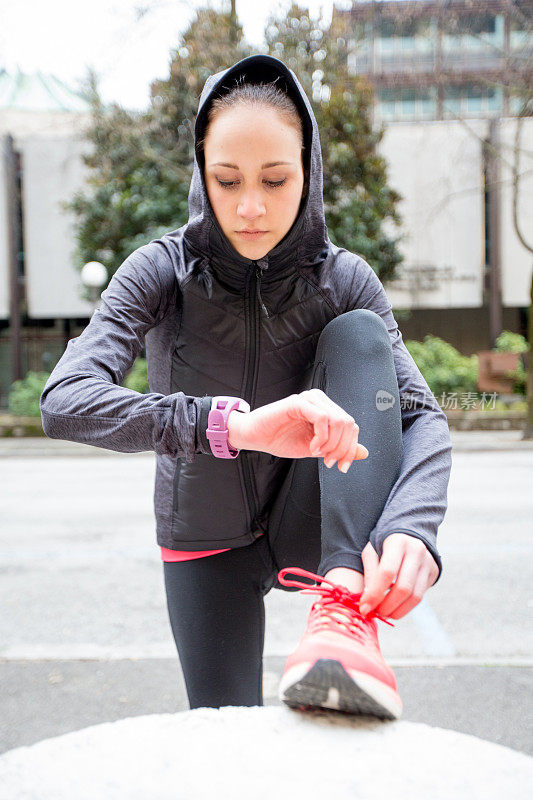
[358,534,439,621]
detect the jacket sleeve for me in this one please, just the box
[39,248,213,462]
[346,256,452,585]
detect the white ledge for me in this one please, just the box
[1,705,531,799]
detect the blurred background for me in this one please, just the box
[1,0,532,765]
[0,0,531,428]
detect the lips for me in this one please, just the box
[236,229,268,238]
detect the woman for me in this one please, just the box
[40,54,452,720]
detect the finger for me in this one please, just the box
[304,387,343,412]
[303,392,359,466]
[374,552,420,619]
[303,390,352,457]
[329,416,358,470]
[426,558,440,588]
[291,395,329,448]
[337,421,362,471]
[355,443,369,460]
[303,393,367,467]
[297,394,331,455]
[321,418,345,465]
[310,420,329,456]
[359,539,404,615]
[361,542,379,595]
[386,568,430,620]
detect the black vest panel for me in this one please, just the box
[168,266,335,547]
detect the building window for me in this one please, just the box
[469,14,497,35]
[442,85,462,115]
[379,19,396,40]
[442,14,504,50]
[487,86,503,113]
[377,16,435,53]
[378,17,422,40]
[509,91,531,115]
[442,83,503,117]
[400,88,416,117]
[379,87,396,119]
[377,86,437,120]
[466,85,483,113]
[510,16,532,49]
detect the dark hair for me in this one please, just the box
[197,80,309,197]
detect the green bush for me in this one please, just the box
[8,371,51,417]
[494,330,529,354]
[405,335,478,398]
[122,357,149,393]
[494,330,528,394]
[405,330,528,401]
[7,332,527,420]
[7,356,148,419]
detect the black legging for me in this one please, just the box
[163,309,403,709]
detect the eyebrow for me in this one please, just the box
[208,161,294,169]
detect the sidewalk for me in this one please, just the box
[1,430,532,760]
[448,429,533,450]
[1,428,533,457]
[2,657,532,757]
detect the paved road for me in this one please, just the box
[1,431,532,756]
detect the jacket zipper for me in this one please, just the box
[256,265,270,319]
[240,261,268,536]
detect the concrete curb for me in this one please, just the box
[0,410,530,438]
[445,410,526,431]
[1,429,533,456]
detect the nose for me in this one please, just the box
[237,189,266,220]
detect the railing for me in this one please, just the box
[349,49,528,75]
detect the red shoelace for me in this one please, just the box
[278,566,395,641]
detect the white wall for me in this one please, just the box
[0,109,94,321]
[20,133,95,318]
[0,111,531,319]
[0,137,10,318]
[378,116,532,309]
[377,118,487,309]
[499,116,533,308]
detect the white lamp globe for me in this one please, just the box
[81,261,108,289]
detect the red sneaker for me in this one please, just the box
[277,567,403,720]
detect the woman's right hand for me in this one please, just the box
[227,389,369,473]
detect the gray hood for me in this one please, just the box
[182,53,330,292]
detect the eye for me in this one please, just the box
[216,178,287,190]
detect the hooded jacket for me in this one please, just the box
[40,54,452,581]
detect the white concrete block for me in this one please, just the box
[0,705,531,799]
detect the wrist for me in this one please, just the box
[227,408,248,450]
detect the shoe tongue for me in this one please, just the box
[316,601,359,624]
[314,595,376,626]
[324,610,352,624]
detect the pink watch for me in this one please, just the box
[206,396,251,458]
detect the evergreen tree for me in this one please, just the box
[64,2,403,297]
[265,2,404,281]
[64,6,251,299]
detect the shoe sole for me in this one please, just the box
[278,658,402,720]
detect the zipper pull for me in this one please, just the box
[255,266,270,318]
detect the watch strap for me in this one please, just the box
[206,396,250,458]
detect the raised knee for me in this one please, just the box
[345,308,388,333]
[318,309,390,354]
